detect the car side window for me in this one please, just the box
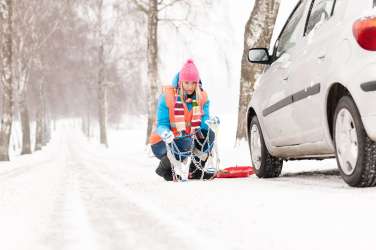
[305,0,336,35]
[276,2,306,58]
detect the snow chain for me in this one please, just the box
[166,118,220,182]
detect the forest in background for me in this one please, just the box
[0,0,281,161]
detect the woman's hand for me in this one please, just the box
[161,130,174,144]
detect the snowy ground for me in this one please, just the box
[1,117,376,250]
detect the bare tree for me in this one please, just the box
[49,2,97,138]
[96,0,109,147]
[12,0,66,154]
[76,0,128,147]
[111,2,146,117]
[20,1,73,151]
[34,75,45,151]
[236,0,280,140]
[0,0,13,161]
[130,0,200,144]
[130,0,158,144]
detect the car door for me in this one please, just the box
[287,0,337,144]
[261,0,310,146]
[257,52,294,146]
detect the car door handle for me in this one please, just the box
[283,76,289,81]
[318,55,326,60]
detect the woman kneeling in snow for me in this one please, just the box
[149,59,215,181]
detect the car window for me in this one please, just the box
[305,0,336,35]
[276,2,306,58]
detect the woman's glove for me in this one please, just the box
[161,130,174,144]
[206,116,220,125]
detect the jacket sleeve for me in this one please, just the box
[200,100,210,131]
[156,94,171,136]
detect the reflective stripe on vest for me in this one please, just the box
[148,87,207,145]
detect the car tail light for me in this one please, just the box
[353,16,376,51]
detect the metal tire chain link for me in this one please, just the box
[166,124,220,182]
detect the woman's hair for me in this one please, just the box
[195,83,202,104]
[178,81,202,105]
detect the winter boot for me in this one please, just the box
[155,155,173,181]
[189,156,215,180]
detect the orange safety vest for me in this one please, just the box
[149,86,208,145]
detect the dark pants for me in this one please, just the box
[151,136,192,160]
[194,129,215,153]
[151,130,215,180]
[151,130,215,160]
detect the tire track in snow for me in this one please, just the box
[0,133,64,182]
[0,158,56,182]
[41,142,99,250]
[67,137,224,250]
[0,135,69,250]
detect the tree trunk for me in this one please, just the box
[42,84,49,146]
[20,98,31,154]
[82,117,86,135]
[35,81,44,151]
[85,103,91,137]
[97,0,108,147]
[236,0,280,140]
[0,0,13,161]
[35,114,43,151]
[98,58,108,146]
[145,0,159,144]
[87,111,90,137]
[82,111,91,138]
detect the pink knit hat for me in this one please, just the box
[179,59,200,83]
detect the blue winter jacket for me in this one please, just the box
[156,74,210,136]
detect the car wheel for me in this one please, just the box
[249,116,283,178]
[333,96,376,187]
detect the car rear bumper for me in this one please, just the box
[346,63,376,119]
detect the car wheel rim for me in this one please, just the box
[250,124,262,170]
[335,108,358,176]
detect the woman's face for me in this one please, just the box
[181,81,197,95]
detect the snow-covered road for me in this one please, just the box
[1,127,376,250]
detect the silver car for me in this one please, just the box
[247,0,376,186]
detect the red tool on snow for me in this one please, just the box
[215,166,255,178]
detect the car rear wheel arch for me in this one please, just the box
[327,83,351,140]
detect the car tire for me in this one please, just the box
[249,116,283,178]
[333,96,376,187]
